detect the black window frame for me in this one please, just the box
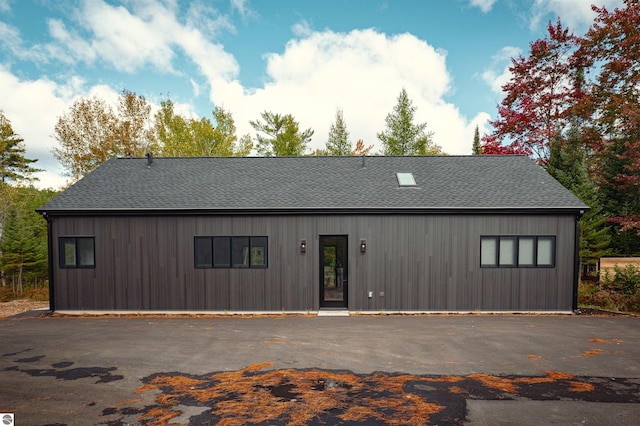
[59,236,96,269]
[249,236,268,267]
[231,236,251,268]
[194,236,213,268]
[480,236,499,267]
[517,236,537,267]
[480,235,556,269]
[213,237,231,268]
[536,236,556,267]
[194,236,268,269]
[498,236,518,267]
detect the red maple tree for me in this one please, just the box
[577,0,640,233]
[482,19,581,162]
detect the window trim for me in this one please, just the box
[249,236,268,268]
[194,236,268,269]
[536,236,556,267]
[59,236,95,269]
[231,236,251,268]
[480,235,556,269]
[499,236,517,267]
[517,236,536,267]
[194,236,213,268]
[213,237,231,268]
[480,236,498,267]
[396,172,417,187]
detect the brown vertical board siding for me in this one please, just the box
[50,213,577,312]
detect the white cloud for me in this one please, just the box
[530,0,624,31]
[0,21,20,47]
[0,0,10,13]
[79,0,178,73]
[230,0,254,20]
[172,21,239,86]
[186,2,234,37]
[72,0,240,87]
[211,29,486,156]
[47,19,96,64]
[0,19,96,65]
[291,19,313,37]
[0,67,81,189]
[469,0,497,13]
[190,78,201,97]
[3,0,236,80]
[481,46,521,95]
[0,21,45,62]
[0,65,130,189]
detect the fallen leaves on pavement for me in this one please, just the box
[100,364,640,425]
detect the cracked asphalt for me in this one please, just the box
[1,313,639,425]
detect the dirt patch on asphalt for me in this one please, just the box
[575,308,637,316]
[102,364,640,425]
[0,300,48,318]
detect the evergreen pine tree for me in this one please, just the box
[472,125,482,155]
[377,89,442,155]
[0,187,53,292]
[326,109,351,155]
[597,136,640,255]
[0,111,41,183]
[0,209,41,294]
[250,112,314,156]
[546,126,612,274]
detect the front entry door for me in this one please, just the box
[319,236,348,309]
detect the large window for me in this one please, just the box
[59,237,95,268]
[195,236,268,269]
[480,236,555,268]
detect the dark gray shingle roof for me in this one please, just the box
[39,155,588,213]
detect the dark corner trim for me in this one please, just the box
[572,211,585,312]
[41,212,55,313]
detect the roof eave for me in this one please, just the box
[37,206,590,217]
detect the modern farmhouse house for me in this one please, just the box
[38,155,588,313]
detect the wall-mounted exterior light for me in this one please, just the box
[300,239,307,253]
[360,239,366,253]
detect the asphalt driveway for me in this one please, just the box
[1,313,639,425]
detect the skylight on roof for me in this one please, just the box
[396,172,417,187]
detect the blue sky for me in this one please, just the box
[0,0,623,188]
